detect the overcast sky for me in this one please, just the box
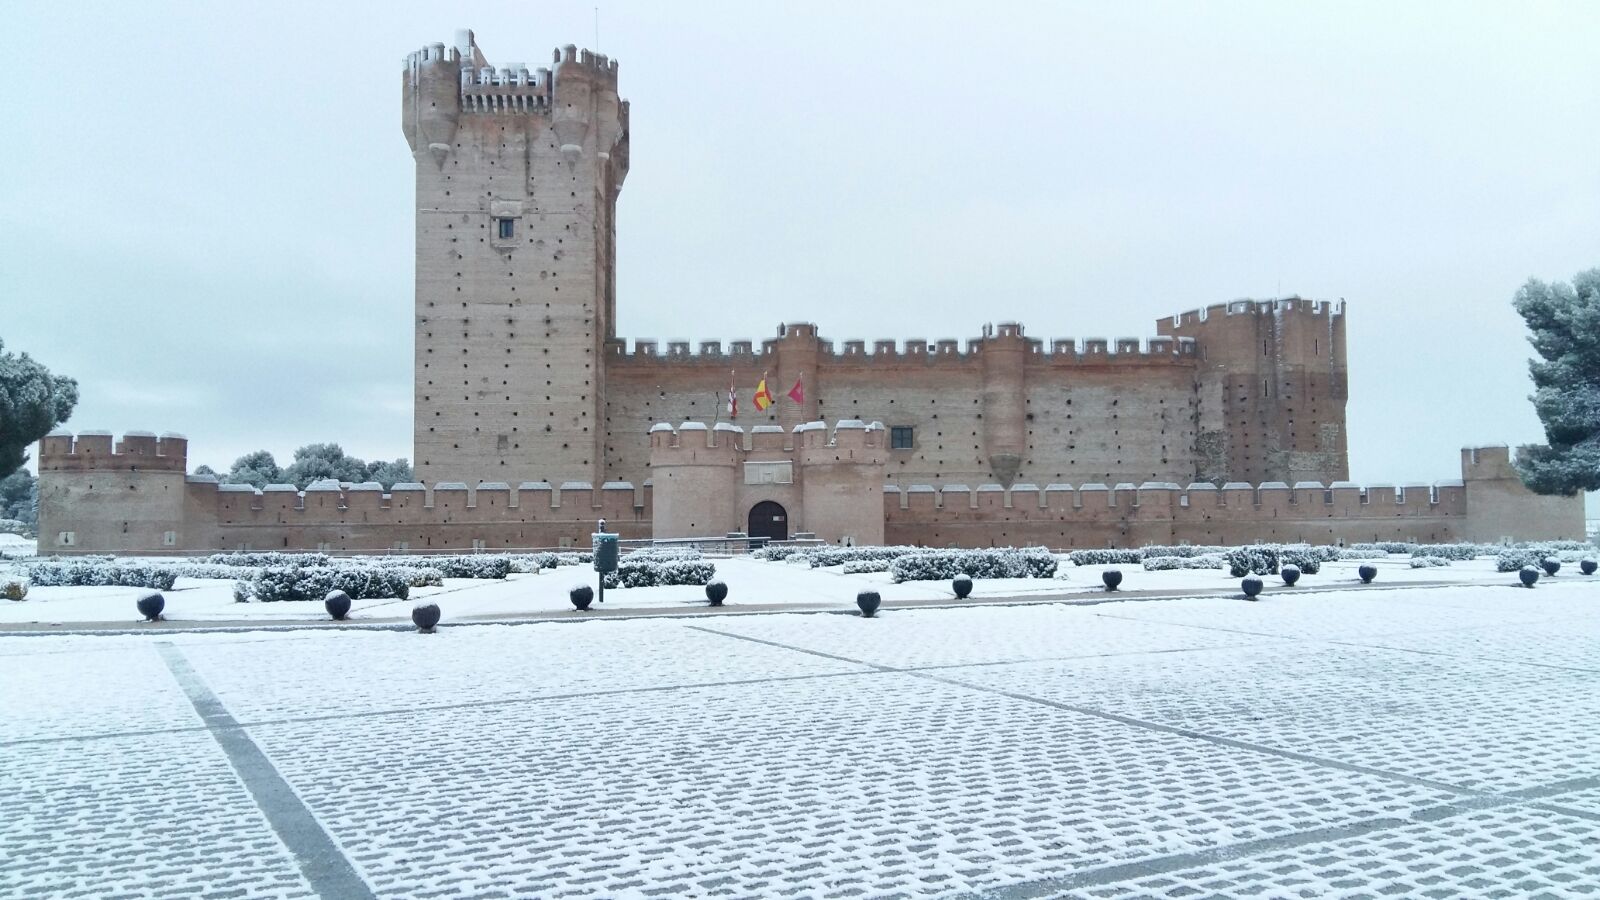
[3,1,1598,490]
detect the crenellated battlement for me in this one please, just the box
[38,430,188,473]
[1164,296,1346,329]
[605,326,1199,366]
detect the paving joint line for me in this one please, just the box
[683,627,1600,897]
[692,628,1600,828]
[155,642,375,900]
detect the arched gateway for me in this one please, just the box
[747,501,788,543]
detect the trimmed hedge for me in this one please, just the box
[1137,545,1231,559]
[806,546,921,569]
[1143,554,1226,571]
[242,566,411,603]
[1068,549,1144,566]
[601,559,716,589]
[25,561,178,590]
[205,552,331,567]
[842,559,893,574]
[890,548,1057,583]
[1410,543,1485,561]
[1410,556,1450,568]
[1496,550,1544,573]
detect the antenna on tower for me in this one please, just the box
[595,7,601,51]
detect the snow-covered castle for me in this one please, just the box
[33,29,1584,553]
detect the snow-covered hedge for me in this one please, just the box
[842,559,892,574]
[205,552,331,567]
[1496,550,1544,573]
[1142,554,1226,571]
[2,578,26,601]
[1409,556,1450,568]
[752,545,807,561]
[805,546,921,569]
[1067,549,1144,566]
[1337,547,1387,560]
[1137,545,1230,559]
[1352,542,1416,555]
[601,559,716,589]
[890,548,1057,583]
[25,561,178,590]
[1226,547,1279,577]
[1410,543,1485,561]
[241,566,411,602]
[359,555,511,579]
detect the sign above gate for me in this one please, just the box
[743,461,794,486]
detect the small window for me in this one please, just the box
[891,426,914,450]
[497,217,515,239]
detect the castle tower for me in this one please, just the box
[36,431,190,554]
[403,31,629,488]
[1158,298,1348,484]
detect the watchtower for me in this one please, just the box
[404,30,629,489]
[1159,299,1349,484]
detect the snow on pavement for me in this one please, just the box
[3,578,1600,898]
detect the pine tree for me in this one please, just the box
[0,338,78,479]
[1513,267,1600,494]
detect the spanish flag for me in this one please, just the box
[753,373,775,411]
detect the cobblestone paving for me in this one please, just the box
[2,581,1598,898]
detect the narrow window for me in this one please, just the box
[497,217,514,239]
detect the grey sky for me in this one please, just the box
[3,1,1598,489]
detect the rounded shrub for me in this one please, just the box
[1281,565,1301,586]
[1583,559,1597,576]
[705,580,728,606]
[1519,566,1540,588]
[1101,569,1123,591]
[856,590,881,618]
[569,584,594,611]
[411,602,442,632]
[136,590,165,622]
[953,575,973,599]
[1541,557,1561,577]
[324,589,352,621]
[1,578,26,601]
[1358,564,1377,584]
[1241,576,1263,600]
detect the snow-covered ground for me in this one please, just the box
[0,554,1532,626]
[0,533,35,556]
[3,579,1598,898]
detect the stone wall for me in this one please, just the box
[37,431,1581,556]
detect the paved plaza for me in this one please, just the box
[4,580,1600,898]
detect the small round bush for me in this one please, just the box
[952,575,973,599]
[1101,569,1123,591]
[1519,566,1540,588]
[1,579,26,602]
[1241,576,1263,600]
[136,591,165,622]
[856,590,881,618]
[569,584,594,610]
[1281,565,1301,586]
[705,580,728,606]
[324,589,352,621]
[1541,557,1561,577]
[1583,559,1597,576]
[1357,564,1377,584]
[411,602,442,632]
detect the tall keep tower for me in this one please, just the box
[403,30,628,487]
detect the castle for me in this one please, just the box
[34,30,1583,553]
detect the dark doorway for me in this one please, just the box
[748,500,788,542]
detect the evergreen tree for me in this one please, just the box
[224,450,283,489]
[281,443,368,488]
[365,458,414,489]
[0,470,37,533]
[192,464,218,476]
[1513,267,1600,494]
[0,338,78,479]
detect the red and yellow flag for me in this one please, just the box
[753,373,775,411]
